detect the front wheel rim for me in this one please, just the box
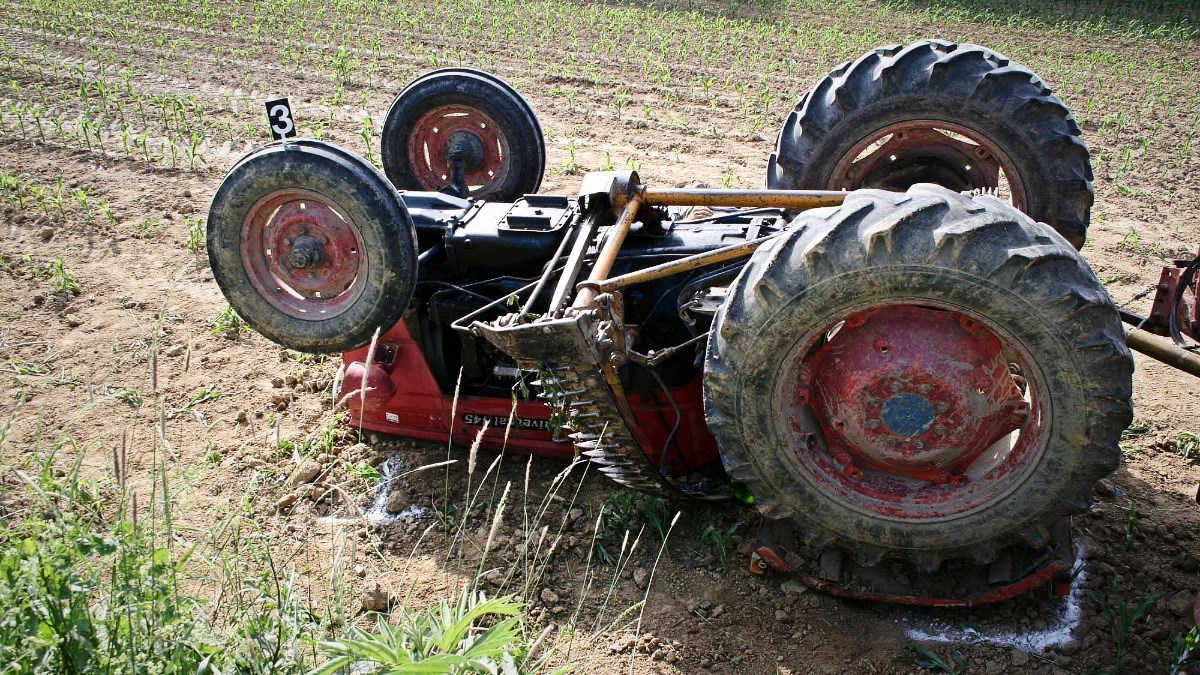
[240,188,368,321]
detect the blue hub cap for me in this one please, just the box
[881,393,936,438]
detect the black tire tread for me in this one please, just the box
[768,40,1093,248]
[207,139,417,353]
[705,183,1132,567]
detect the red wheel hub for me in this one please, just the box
[407,104,510,198]
[830,120,1026,211]
[789,305,1043,521]
[241,188,366,320]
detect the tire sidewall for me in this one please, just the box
[381,74,543,200]
[719,252,1090,552]
[207,143,415,353]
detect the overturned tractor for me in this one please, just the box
[207,41,1200,606]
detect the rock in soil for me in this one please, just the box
[385,489,406,513]
[633,567,649,589]
[608,634,636,654]
[362,583,391,612]
[781,579,809,595]
[539,588,559,604]
[275,493,299,511]
[289,459,322,485]
[1167,590,1192,617]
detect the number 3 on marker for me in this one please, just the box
[264,97,296,140]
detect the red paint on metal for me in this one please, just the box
[241,188,366,319]
[828,120,1026,211]
[798,561,1069,607]
[342,321,720,468]
[1143,247,1199,340]
[753,546,796,574]
[793,305,1042,521]
[407,104,510,198]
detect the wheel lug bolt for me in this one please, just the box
[935,402,949,413]
[933,425,946,436]
[867,420,880,430]
[283,238,293,246]
[889,380,903,393]
[918,384,931,394]
[913,440,924,449]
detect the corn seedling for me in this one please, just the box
[185,217,205,252]
[903,643,965,674]
[46,258,81,294]
[211,305,243,339]
[1177,432,1199,460]
[1087,579,1163,670]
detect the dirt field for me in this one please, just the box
[2,0,1199,672]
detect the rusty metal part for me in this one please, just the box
[519,212,580,319]
[1125,325,1200,378]
[751,516,1074,607]
[470,313,727,499]
[580,233,785,295]
[407,103,510,198]
[572,193,644,309]
[791,305,1040,520]
[241,187,367,320]
[828,120,1024,209]
[547,210,604,317]
[1136,250,1199,343]
[640,187,845,209]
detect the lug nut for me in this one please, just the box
[867,419,880,430]
[889,380,903,393]
[935,402,949,414]
[933,424,946,436]
[918,384,931,394]
[913,439,924,449]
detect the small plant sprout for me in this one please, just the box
[211,305,243,339]
[563,140,581,174]
[185,217,205,252]
[46,258,81,294]
[1177,432,1199,460]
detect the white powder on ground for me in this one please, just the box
[903,542,1087,653]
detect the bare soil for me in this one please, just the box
[1,0,1198,672]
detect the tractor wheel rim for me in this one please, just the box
[828,120,1027,211]
[406,104,511,198]
[241,188,367,321]
[782,303,1048,522]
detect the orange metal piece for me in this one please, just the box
[580,233,784,295]
[639,186,845,209]
[572,193,643,309]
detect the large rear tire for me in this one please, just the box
[704,184,1132,569]
[768,40,1093,249]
